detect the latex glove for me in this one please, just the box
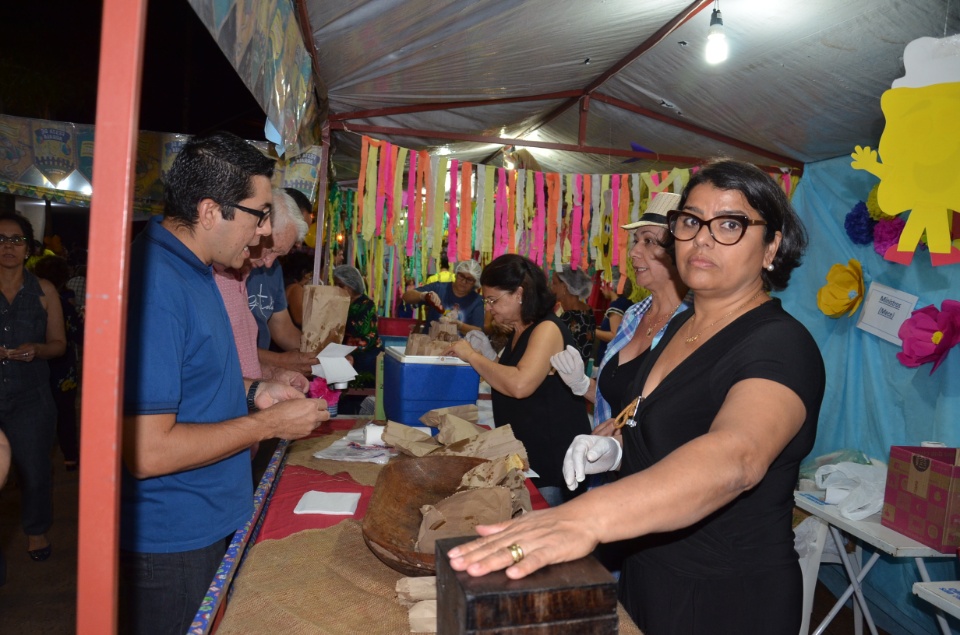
[422,291,443,311]
[465,330,497,360]
[562,435,623,491]
[549,345,590,396]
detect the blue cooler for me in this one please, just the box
[383,346,480,426]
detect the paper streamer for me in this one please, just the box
[459,161,472,262]
[448,159,459,265]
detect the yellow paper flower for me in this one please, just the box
[817,259,865,318]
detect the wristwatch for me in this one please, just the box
[247,380,261,413]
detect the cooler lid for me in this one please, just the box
[385,345,473,366]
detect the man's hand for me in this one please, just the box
[256,397,329,440]
[264,349,317,375]
[262,366,310,393]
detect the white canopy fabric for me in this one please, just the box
[298,0,959,178]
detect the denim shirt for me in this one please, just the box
[0,270,49,393]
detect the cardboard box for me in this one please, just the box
[383,347,480,426]
[881,446,960,553]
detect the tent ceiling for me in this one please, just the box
[303,0,960,179]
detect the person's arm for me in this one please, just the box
[447,378,806,578]
[261,365,310,393]
[455,296,485,334]
[258,348,317,375]
[123,382,328,478]
[286,284,305,328]
[37,279,67,359]
[445,319,563,399]
[267,308,303,351]
[594,312,623,343]
[0,429,10,488]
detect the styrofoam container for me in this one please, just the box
[383,346,480,426]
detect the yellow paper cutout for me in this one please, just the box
[816,259,865,318]
[850,37,960,266]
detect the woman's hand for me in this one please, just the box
[446,505,602,579]
[593,418,621,437]
[443,339,477,362]
[6,343,37,362]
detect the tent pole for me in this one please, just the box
[76,0,148,633]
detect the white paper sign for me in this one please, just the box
[855,282,919,345]
[311,343,358,384]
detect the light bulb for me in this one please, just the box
[705,9,728,65]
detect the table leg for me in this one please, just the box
[914,558,951,635]
[811,531,881,635]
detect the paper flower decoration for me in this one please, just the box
[308,377,341,405]
[873,217,905,257]
[865,184,895,220]
[817,259,865,317]
[897,300,960,373]
[844,201,876,245]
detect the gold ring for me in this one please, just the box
[507,543,524,564]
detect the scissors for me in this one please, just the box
[613,395,643,429]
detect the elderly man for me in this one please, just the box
[120,131,329,635]
[245,190,312,371]
[216,189,314,381]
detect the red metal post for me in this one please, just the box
[75,0,148,632]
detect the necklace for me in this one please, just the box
[684,290,766,343]
[644,302,683,337]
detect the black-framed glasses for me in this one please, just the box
[0,235,27,246]
[455,272,476,285]
[667,210,767,246]
[220,201,272,227]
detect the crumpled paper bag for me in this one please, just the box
[458,455,532,516]
[420,405,484,445]
[815,461,888,520]
[434,424,529,470]
[382,421,442,457]
[415,487,513,553]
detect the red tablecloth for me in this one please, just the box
[256,418,548,543]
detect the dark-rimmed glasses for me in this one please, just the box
[0,235,27,246]
[667,210,767,246]
[220,201,272,227]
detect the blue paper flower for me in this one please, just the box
[844,201,876,245]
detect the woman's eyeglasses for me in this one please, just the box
[666,210,766,246]
[483,293,508,307]
[220,201,272,227]
[0,235,27,246]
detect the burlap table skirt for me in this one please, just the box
[217,519,643,634]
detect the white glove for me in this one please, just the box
[464,330,497,360]
[562,435,623,491]
[550,345,590,396]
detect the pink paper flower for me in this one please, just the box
[896,300,960,373]
[308,377,341,405]
[873,217,905,257]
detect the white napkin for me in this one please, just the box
[311,343,358,384]
[293,490,361,515]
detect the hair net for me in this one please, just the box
[455,260,482,285]
[333,265,366,295]
[556,266,593,300]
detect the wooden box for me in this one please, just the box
[435,536,618,634]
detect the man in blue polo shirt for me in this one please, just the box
[120,132,330,635]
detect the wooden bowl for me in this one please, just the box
[362,455,488,576]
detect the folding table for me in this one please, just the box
[794,491,955,635]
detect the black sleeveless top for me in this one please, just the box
[491,313,591,489]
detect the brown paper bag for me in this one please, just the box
[299,284,350,353]
[415,487,513,553]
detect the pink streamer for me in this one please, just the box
[405,151,418,257]
[448,160,459,264]
[495,168,508,258]
[533,172,546,267]
[374,142,391,236]
[571,175,583,269]
[384,146,396,238]
[610,175,621,267]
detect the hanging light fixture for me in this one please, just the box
[705,1,728,65]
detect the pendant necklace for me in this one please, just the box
[644,302,683,337]
[684,290,766,344]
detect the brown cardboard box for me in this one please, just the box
[881,445,960,553]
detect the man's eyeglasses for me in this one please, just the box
[666,210,767,246]
[0,235,27,246]
[483,293,508,307]
[220,201,272,227]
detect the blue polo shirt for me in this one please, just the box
[121,216,252,553]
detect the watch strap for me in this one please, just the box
[247,380,261,413]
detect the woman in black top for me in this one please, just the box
[446,161,825,635]
[445,255,591,507]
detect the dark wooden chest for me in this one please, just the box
[435,536,618,634]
